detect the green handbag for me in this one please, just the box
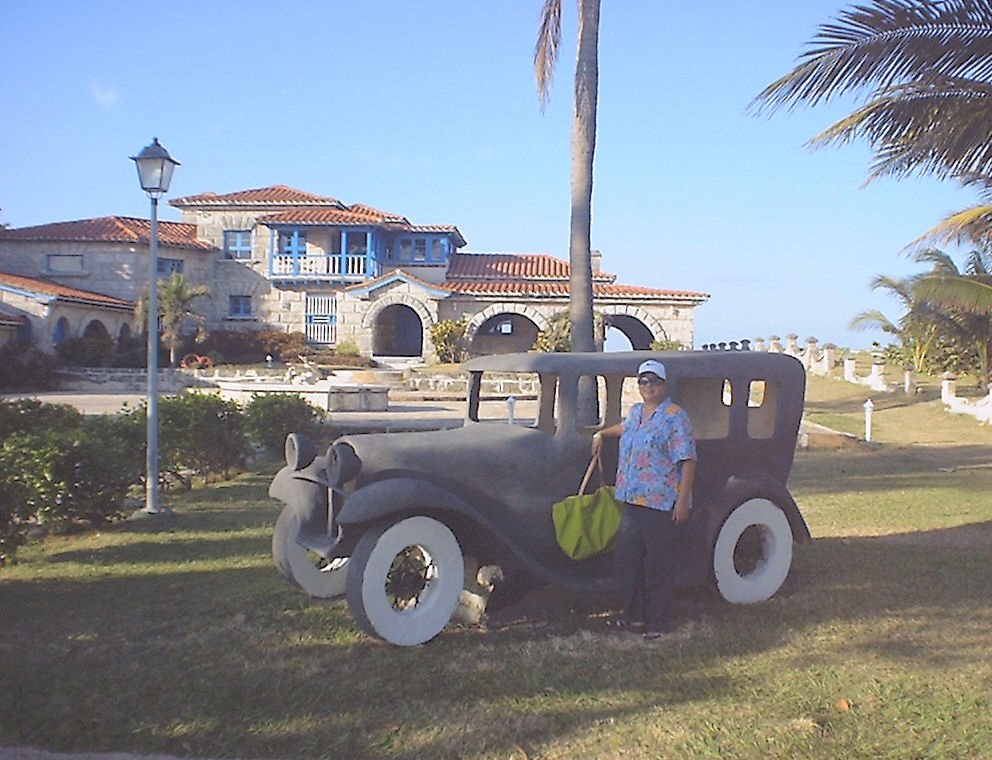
[551,454,622,560]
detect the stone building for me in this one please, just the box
[0,185,708,361]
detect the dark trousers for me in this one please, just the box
[614,503,675,632]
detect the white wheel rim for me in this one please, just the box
[274,511,347,599]
[713,498,793,604]
[358,516,463,646]
[287,547,348,599]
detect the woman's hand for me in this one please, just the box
[591,431,603,456]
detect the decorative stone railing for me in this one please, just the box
[940,373,992,424]
[702,334,838,377]
[405,372,540,398]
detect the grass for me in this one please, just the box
[1,377,991,759]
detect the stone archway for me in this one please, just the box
[465,303,550,343]
[598,306,667,350]
[470,312,542,355]
[373,304,423,357]
[362,294,434,358]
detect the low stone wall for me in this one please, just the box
[56,367,197,392]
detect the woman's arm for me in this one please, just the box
[672,458,696,523]
[591,422,624,455]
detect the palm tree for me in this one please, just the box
[535,0,601,356]
[849,274,941,374]
[913,248,992,389]
[136,273,211,367]
[752,0,992,272]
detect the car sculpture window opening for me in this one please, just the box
[747,379,779,439]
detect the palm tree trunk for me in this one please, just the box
[568,0,599,355]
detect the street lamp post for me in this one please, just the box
[131,138,179,514]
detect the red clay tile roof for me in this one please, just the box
[0,216,215,251]
[0,270,134,309]
[260,209,467,247]
[449,252,615,282]
[349,204,408,223]
[447,253,708,302]
[260,207,405,226]
[170,185,344,208]
[445,280,708,301]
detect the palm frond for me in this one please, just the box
[963,246,992,274]
[807,77,992,181]
[534,0,562,109]
[911,248,962,274]
[868,273,914,301]
[914,273,992,312]
[850,308,899,332]
[910,202,992,246]
[753,0,992,112]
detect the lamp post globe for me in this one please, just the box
[131,138,179,514]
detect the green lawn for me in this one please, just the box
[1,378,991,759]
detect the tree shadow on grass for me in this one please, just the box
[790,444,992,495]
[2,514,990,759]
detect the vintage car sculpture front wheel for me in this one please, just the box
[346,515,464,646]
[272,508,348,599]
[712,498,794,604]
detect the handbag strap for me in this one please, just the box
[578,453,604,495]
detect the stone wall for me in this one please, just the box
[55,367,197,392]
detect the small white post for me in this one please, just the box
[507,396,516,425]
[863,398,874,442]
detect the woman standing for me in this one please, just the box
[591,359,696,639]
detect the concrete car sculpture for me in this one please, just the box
[268,351,812,646]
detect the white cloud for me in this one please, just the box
[90,82,119,109]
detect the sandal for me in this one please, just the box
[606,618,645,633]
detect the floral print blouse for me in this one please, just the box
[614,399,696,511]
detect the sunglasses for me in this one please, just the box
[637,376,664,386]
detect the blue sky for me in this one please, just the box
[1,1,978,348]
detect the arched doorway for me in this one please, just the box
[605,314,656,350]
[117,323,132,349]
[83,320,111,342]
[52,317,70,346]
[471,313,540,355]
[373,304,423,357]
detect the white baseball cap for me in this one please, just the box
[637,359,667,380]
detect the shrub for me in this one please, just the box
[258,331,309,361]
[334,340,361,357]
[0,343,58,390]
[56,333,115,367]
[0,401,144,561]
[243,394,323,456]
[533,312,571,352]
[429,320,468,364]
[156,393,249,485]
[650,339,684,351]
[196,330,310,364]
[111,335,149,368]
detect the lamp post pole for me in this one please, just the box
[146,194,161,512]
[131,138,180,514]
